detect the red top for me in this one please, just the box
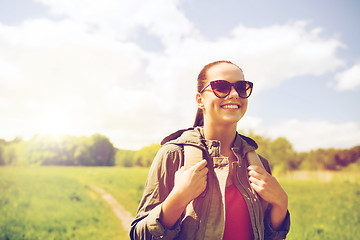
[223,184,253,240]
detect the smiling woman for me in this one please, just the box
[130,60,290,240]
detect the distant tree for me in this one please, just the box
[3,140,28,165]
[296,152,308,169]
[115,149,136,167]
[269,137,298,171]
[1,130,358,169]
[90,134,115,166]
[134,144,161,167]
[301,148,338,170]
[57,135,78,165]
[0,144,4,165]
[246,133,301,171]
[3,144,16,165]
[73,137,95,166]
[27,135,60,165]
[335,145,360,167]
[320,148,338,170]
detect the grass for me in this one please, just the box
[0,166,148,240]
[73,167,149,214]
[278,171,360,240]
[1,166,359,239]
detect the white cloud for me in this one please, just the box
[238,115,263,131]
[335,63,360,90]
[256,119,360,152]
[0,0,351,150]
[35,0,195,44]
[143,21,346,112]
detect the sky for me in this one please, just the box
[0,0,359,152]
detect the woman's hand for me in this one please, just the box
[247,165,287,207]
[172,159,209,206]
[248,165,288,230]
[160,160,208,228]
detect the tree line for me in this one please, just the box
[249,133,360,172]
[0,133,359,171]
[0,134,115,166]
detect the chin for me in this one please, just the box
[222,117,242,125]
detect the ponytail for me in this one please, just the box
[193,108,204,127]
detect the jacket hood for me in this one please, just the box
[161,127,205,149]
[161,127,258,156]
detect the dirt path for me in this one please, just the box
[90,185,134,231]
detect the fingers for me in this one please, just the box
[249,182,262,193]
[248,165,269,191]
[192,159,208,172]
[247,164,266,174]
[197,159,208,168]
[199,165,209,175]
[249,175,262,186]
[248,166,265,180]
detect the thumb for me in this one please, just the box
[177,166,185,172]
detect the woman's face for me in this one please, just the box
[197,63,248,126]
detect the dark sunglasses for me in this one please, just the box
[199,80,253,98]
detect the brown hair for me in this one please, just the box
[193,60,242,127]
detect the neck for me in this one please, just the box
[203,120,237,152]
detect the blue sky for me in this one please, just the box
[0,0,359,151]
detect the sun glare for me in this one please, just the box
[38,112,70,136]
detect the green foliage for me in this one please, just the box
[1,134,115,166]
[115,149,136,167]
[247,133,300,172]
[133,144,161,167]
[91,134,115,166]
[2,140,28,165]
[114,144,160,168]
[1,132,359,170]
[269,137,299,172]
[246,132,360,171]
[335,145,360,167]
[0,144,4,165]
[300,149,339,170]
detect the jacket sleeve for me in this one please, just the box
[259,155,291,240]
[129,145,183,240]
[264,207,290,240]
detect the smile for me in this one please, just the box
[221,104,239,109]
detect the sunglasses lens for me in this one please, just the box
[208,80,253,98]
[210,80,231,98]
[235,81,253,98]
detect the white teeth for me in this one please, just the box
[222,104,239,109]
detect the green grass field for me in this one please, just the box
[0,167,148,240]
[0,166,359,240]
[279,171,360,240]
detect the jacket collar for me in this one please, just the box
[162,127,258,157]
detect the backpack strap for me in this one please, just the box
[246,151,265,169]
[183,145,204,169]
[246,150,268,220]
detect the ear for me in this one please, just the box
[196,93,205,109]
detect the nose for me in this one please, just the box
[228,86,239,98]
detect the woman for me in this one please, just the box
[130,60,290,239]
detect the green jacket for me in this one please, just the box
[130,127,290,239]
